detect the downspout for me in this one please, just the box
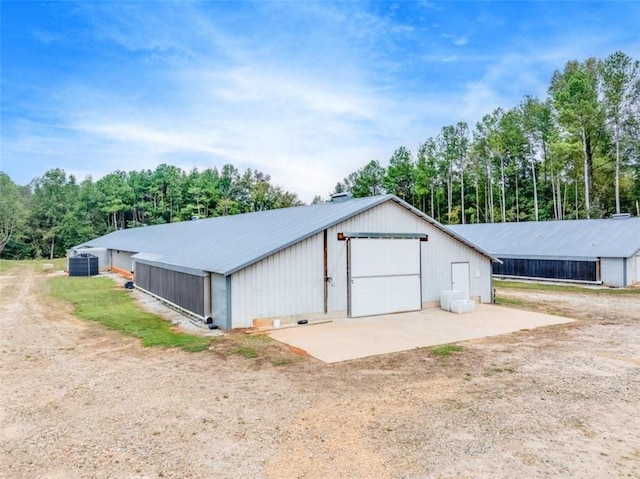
[346,238,351,318]
[419,239,423,306]
[323,229,328,314]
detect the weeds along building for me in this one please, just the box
[450,215,640,287]
[70,194,497,329]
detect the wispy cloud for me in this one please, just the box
[2,1,639,201]
[440,33,469,46]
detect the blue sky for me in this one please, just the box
[1,1,639,202]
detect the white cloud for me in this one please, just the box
[4,0,640,203]
[453,35,469,46]
[440,33,470,46]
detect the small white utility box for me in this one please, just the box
[440,290,466,311]
[450,299,476,314]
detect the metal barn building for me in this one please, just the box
[74,195,496,329]
[450,217,640,287]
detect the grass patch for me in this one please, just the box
[49,276,210,352]
[495,296,526,306]
[494,279,640,295]
[213,332,301,365]
[227,334,274,359]
[431,344,464,356]
[242,333,273,344]
[495,296,569,317]
[231,347,259,359]
[271,357,294,366]
[0,257,67,273]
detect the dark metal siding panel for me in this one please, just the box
[135,263,204,316]
[493,258,597,282]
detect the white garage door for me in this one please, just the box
[349,238,421,317]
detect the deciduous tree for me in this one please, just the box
[0,173,23,254]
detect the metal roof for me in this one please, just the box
[80,194,496,275]
[448,218,640,261]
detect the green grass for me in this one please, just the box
[494,279,640,295]
[431,344,464,356]
[231,346,259,359]
[0,257,67,273]
[228,334,274,359]
[49,276,211,352]
[494,296,527,306]
[215,332,301,365]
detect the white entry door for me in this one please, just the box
[451,262,470,299]
[636,255,640,284]
[349,238,421,317]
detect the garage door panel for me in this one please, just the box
[351,276,421,317]
[351,239,420,277]
[350,238,422,317]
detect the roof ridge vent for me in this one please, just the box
[330,192,353,203]
[611,213,631,220]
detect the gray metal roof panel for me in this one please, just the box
[81,195,497,275]
[83,195,388,275]
[449,218,640,259]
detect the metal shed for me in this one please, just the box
[74,195,497,329]
[450,217,640,287]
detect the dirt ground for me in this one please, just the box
[1,269,639,479]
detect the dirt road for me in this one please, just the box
[1,269,639,478]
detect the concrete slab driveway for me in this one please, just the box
[268,304,574,363]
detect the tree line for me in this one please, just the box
[1,51,638,260]
[0,165,302,259]
[333,51,640,224]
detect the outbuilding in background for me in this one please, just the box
[450,215,640,287]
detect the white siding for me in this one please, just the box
[601,257,625,287]
[422,225,492,303]
[326,201,493,312]
[111,250,135,273]
[326,201,426,312]
[635,255,640,284]
[230,200,493,328]
[230,232,324,328]
[67,247,110,272]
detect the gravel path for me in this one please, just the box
[1,270,639,478]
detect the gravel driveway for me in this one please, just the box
[1,269,639,478]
